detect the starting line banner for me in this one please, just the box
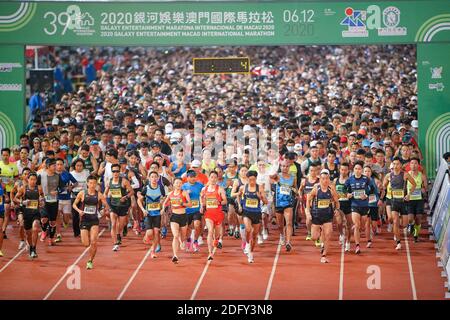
[0,1,450,46]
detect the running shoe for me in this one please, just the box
[320,256,329,263]
[48,238,55,246]
[393,235,397,242]
[150,251,157,259]
[31,251,38,259]
[198,236,204,245]
[286,243,292,252]
[186,240,192,252]
[155,244,161,253]
[172,256,179,264]
[0,250,3,257]
[280,234,286,246]
[55,234,62,243]
[161,226,167,238]
[305,234,312,241]
[192,242,200,252]
[345,242,351,252]
[234,230,240,239]
[207,255,213,261]
[339,234,345,245]
[217,241,223,249]
[113,244,120,251]
[387,223,393,233]
[86,260,93,270]
[395,242,402,250]
[315,239,321,247]
[413,225,419,238]
[228,227,234,237]
[244,242,250,255]
[257,235,263,245]
[63,222,69,229]
[366,240,372,248]
[247,252,254,263]
[127,222,133,229]
[180,241,186,250]
[407,224,414,235]
[355,245,361,254]
[18,240,26,250]
[262,228,269,240]
[40,231,47,242]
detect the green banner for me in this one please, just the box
[0,1,449,46]
[0,45,24,148]
[418,43,450,179]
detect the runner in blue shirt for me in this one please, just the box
[182,170,204,253]
[56,158,78,242]
[344,161,375,254]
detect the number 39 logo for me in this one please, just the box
[43,5,84,35]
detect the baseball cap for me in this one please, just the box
[398,125,407,131]
[320,169,330,175]
[243,125,252,132]
[150,141,161,149]
[45,158,56,166]
[358,128,367,136]
[165,123,173,134]
[95,115,103,121]
[90,140,99,145]
[362,139,371,147]
[310,140,318,147]
[370,142,382,149]
[186,170,197,177]
[191,159,201,168]
[411,120,419,128]
[349,131,357,136]
[392,111,401,120]
[340,136,348,143]
[119,158,127,165]
[52,118,60,126]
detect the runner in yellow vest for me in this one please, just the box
[407,158,427,242]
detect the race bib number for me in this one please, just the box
[147,202,160,211]
[369,194,377,204]
[392,189,404,199]
[353,190,365,200]
[318,199,330,209]
[245,198,259,208]
[206,198,218,209]
[26,200,38,209]
[111,189,122,198]
[410,189,422,200]
[280,185,291,196]
[338,192,348,201]
[84,205,97,215]
[45,194,57,203]
[191,200,200,208]
[170,198,182,206]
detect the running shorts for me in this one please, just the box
[170,213,187,227]
[110,205,129,217]
[24,212,41,230]
[391,200,407,215]
[369,207,379,221]
[408,200,424,216]
[351,206,369,216]
[312,212,333,226]
[58,200,72,214]
[42,202,59,221]
[144,215,161,230]
[340,201,352,215]
[243,211,262,225]
[205,211,224,226]
[80,219,99,231]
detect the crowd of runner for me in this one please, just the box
[0,44,431,268]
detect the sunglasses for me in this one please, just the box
[112,170,120,173]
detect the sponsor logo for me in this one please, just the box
[428,83,445,92]
[0,84,23,91]
[0,63,22,73]
[340,5,407,38]
[67,5,95,36]
[431,66,443,79]
[378,6,407,36]
[340,7,368,37]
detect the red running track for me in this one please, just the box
[0,218,447,300]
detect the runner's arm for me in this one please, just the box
[219,187,227,206]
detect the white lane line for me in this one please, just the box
[338,242,345,300]
[43,228,106,300]
[190,247,217,300]
[404,228,418,300]
[264,239,282,300]
[0,248,26,273]
[117,247,152,300]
